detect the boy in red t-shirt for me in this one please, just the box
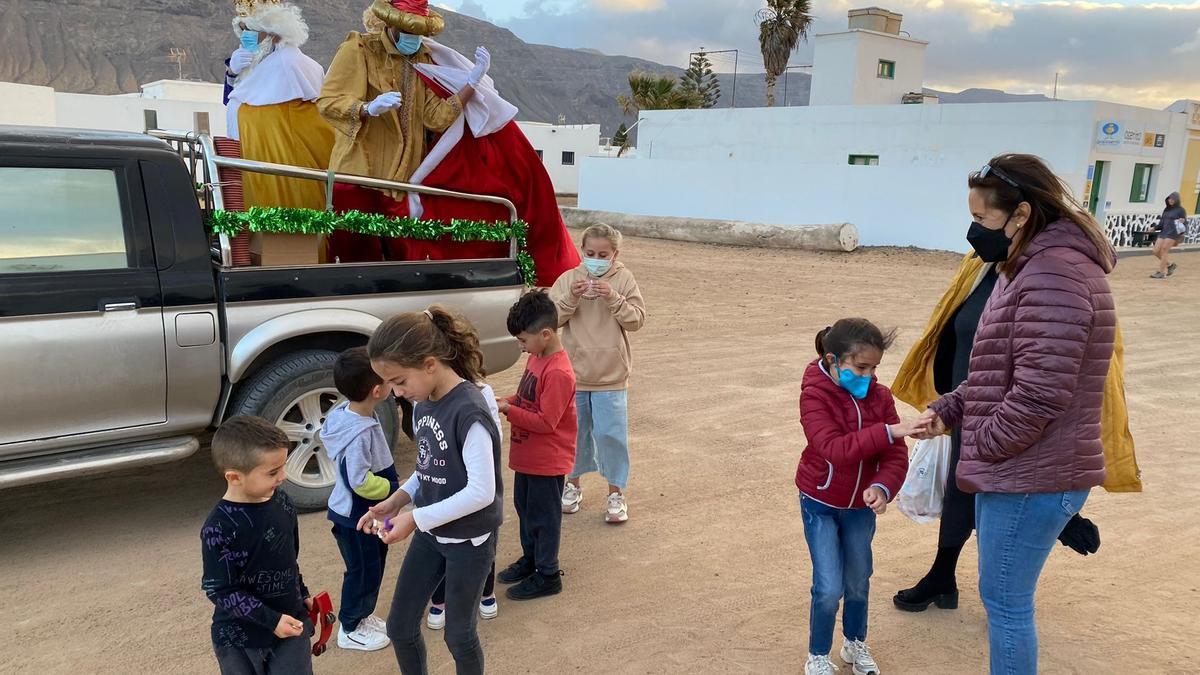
[495,290,578,601]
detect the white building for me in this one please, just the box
[518,122,601,195]
[0,79,601,196]
[0,80,229,136]
[809,7,931,107]
[578,8,1200,251]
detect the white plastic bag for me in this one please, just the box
[897,435,952,524]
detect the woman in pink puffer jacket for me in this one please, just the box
[920,154,1117,675]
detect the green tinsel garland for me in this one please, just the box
[210,207,535,286]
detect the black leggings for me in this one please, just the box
[386,531,497,675]
[938,429,975,548]
[432,565,496,605]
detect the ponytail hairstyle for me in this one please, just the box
[367,305,487,383]
[814,318,897,366]
[968,153,1115,276]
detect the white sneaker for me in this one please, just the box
[426,605,445,631]
[479,595,499,620]
[840,639,880,675]
[805,654,839,675]
[605,492,629,523]
[360,614,387,634]
[338,625,391,651]
[562,483,583,514]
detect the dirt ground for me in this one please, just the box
[2,237,1195,675]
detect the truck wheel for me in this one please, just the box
[227,350,400,511]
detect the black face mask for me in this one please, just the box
[966,219,1013,263]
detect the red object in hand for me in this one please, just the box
[308,591,336,656]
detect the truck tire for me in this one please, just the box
[227,349,401,511]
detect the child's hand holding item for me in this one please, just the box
[379,510,417,545]
[889,418,929,440]
[274,613,305,639]
[863,486,888,515]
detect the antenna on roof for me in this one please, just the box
[168,48,188,80]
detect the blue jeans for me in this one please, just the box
[976,489,1090,675]
[800,494,876,656]
[571,390,630,489]
[331,523,389,632]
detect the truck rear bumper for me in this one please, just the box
[0,436,200,489]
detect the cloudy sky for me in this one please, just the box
[441,0,1199,108]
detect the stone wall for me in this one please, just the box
[1104,212,1200,247]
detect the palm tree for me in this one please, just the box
[757,0,813,107]
[616,71,703,116]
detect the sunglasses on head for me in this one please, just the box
[978,163,1022,192]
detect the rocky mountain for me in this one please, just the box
[0,0,1057,136]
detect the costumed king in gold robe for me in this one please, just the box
[315,0,580,284]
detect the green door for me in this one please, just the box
[1088,162,1106,215]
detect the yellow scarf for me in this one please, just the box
[892,254,1142,493]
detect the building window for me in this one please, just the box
[848,155,879,166]
[1129,163,1154,203]
[877,60,895,80]
[535,149,544,160]
[562,151,576,166]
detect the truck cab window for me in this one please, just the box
[0,167,130,274]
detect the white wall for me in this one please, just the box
[809,34,858,106]
[810,30,927,106]
[517,122,600,195]
[0,83,57,127]
[0,80,226,136]
[141,80,226,103]
[55,92,227,136]
[580,102,1104,252]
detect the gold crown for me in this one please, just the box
[235,0,280,18]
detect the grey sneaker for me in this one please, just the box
[840,639,880,675]
[1169,263,1178,276]
[561,482,582,514]
[805,654,839,675]
[605,492,629,523]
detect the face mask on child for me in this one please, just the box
[835,364,872,400]
[583,257,612,277]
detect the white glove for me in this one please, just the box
[467,46,491,87]
[366,92,403,117]
[229,48,254,75]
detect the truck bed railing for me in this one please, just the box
[149,129,520,268]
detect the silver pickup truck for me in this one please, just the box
[0,126,523,508]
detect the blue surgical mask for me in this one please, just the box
[583,257,612,277]
[394,32,422,55]
[835,365,872,400]
[239,30,260,51]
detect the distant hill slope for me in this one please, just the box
[0,0,1060,135]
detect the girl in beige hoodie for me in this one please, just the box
[549,224,647,523]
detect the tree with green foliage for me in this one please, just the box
[680,51,721,108]
[616,71,703,116]
[757,0,813,107]
[612,122,629,147]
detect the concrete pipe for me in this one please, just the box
[561,208,859,253]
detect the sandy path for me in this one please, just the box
[1,237,1192,674]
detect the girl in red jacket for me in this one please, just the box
[796,319,922,675]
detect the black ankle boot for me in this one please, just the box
[894,544,962,612]
[893,575,958,612]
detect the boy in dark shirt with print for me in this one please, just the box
[495,290,577,600]
[201,416,313,675]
